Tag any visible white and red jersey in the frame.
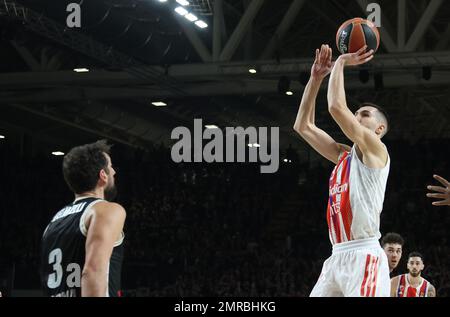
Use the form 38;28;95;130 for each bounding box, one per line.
396;274;430;297
326;146;390;245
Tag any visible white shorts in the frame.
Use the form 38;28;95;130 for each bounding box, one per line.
310;237;390;297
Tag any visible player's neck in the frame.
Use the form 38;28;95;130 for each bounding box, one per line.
75;189;104;200
407;274;422;286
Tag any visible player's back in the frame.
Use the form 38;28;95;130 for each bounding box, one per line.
40;197;124;297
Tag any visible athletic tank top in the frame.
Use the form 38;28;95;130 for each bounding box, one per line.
327;145;390;245
396;274;429;297
40;197;124;297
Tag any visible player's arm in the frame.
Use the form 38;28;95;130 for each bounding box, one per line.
428;284;436;297
327;46;386;162
293;45;350;164
81;202;126;297
390;277;399;297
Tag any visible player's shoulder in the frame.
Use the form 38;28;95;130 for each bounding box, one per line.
390;275;400;282
425;279;435;288
92;201;126;217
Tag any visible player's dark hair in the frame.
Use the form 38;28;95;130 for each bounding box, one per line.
381;232;404;247
62;140;112;194
408;252;424;262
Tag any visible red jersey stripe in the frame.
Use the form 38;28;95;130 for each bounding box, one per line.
361;255;372;296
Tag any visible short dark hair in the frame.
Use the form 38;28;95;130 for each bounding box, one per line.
360;102;390;135
408;252;424;262
63;140;112;194
381;232;404;247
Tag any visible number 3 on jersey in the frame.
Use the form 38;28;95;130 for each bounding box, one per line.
47;248;81;289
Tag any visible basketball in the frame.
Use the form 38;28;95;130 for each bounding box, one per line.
336;18;380;54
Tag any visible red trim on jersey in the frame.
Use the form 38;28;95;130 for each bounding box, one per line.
361;255;371;296
369;257;379;297
407;286;417;297
340;154;353;241
327;151;353;244
397;274;429;297
419;280;428;297
397;274;406;297
361;255;379;297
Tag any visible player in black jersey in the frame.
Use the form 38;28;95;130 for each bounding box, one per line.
40;140;126;297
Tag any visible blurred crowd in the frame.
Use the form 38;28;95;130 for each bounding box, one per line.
0;138;449;297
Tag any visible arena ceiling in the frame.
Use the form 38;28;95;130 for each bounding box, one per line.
0;0;449;160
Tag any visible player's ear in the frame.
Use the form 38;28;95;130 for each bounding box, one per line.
99;169;108;183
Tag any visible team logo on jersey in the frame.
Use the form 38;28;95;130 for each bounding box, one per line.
329;202;341;216
330;183;348;196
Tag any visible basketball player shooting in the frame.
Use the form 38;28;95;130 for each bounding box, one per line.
294;44;391;297
40;140;126;297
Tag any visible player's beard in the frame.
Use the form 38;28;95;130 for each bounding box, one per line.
409;271;420;278
104;182;117;202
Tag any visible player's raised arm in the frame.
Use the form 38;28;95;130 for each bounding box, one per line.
294;44;350;164
327;46;387;166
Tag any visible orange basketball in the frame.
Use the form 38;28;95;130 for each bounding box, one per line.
336;18;380;54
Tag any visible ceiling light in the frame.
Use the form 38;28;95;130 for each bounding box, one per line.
195;20;208;28
52;151;65;156
73;68;89;73
174;6;188;16
184;13;198;22
152;101;167;107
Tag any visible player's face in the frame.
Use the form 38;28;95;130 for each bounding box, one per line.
407;257;424;278
103;153;117;201
384;243;402;271
355;106;380;133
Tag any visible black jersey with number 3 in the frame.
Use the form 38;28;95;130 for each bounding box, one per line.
40;197;124;297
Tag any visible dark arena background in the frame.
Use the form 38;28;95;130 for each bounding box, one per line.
0;0;450;298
